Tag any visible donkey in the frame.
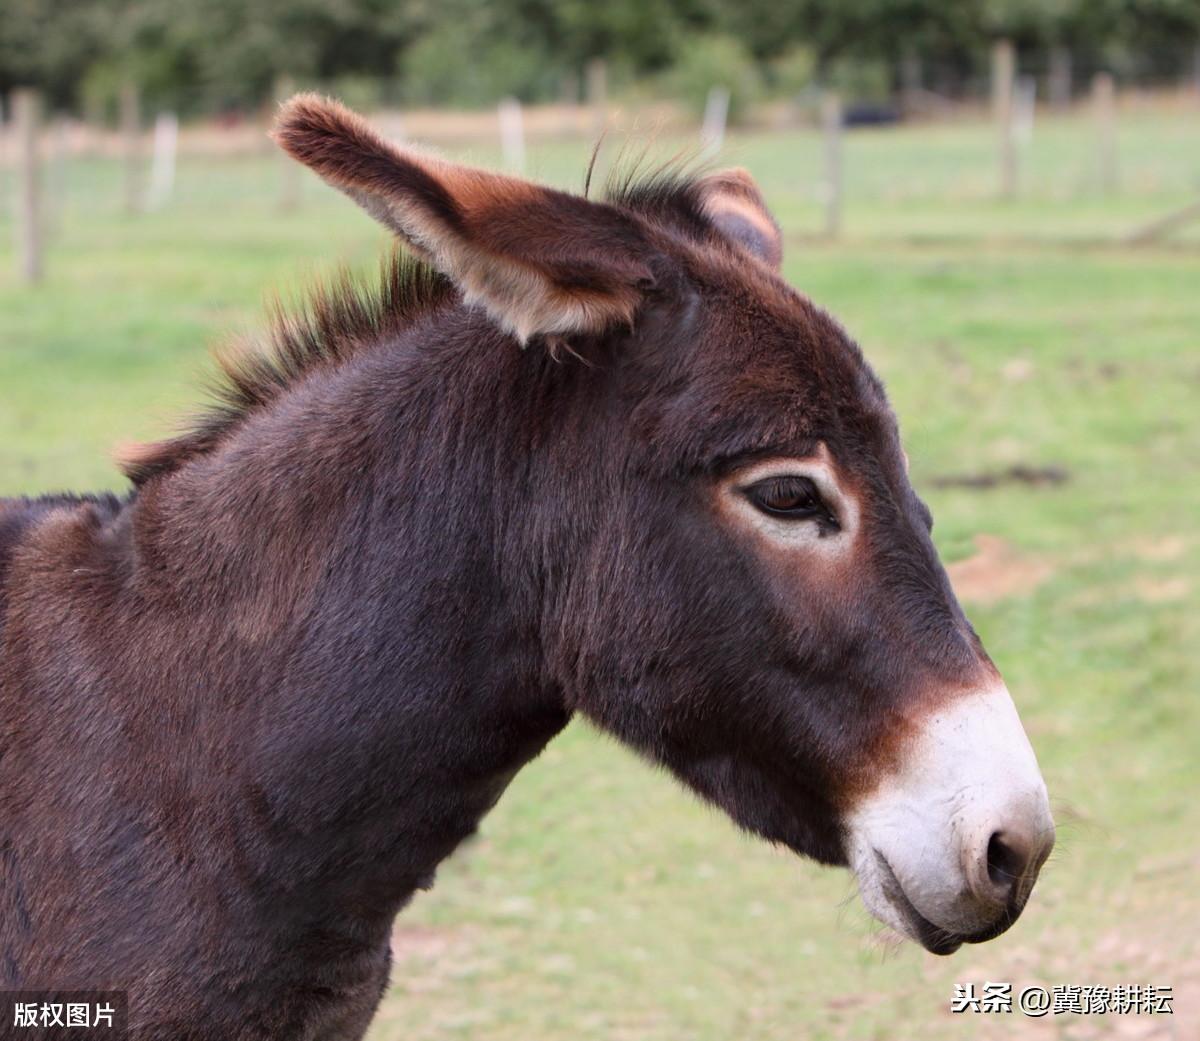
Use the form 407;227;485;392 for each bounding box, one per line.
0;95;1054;1040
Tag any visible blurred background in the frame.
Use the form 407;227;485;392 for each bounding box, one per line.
2;2;1198;1039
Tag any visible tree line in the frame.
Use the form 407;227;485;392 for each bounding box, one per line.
3;0;1198;118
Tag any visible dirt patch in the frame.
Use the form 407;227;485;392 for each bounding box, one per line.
930;464;1070;490
1129;535;1190;563
1133;576;1190;604
947;534;1055;605
1002;357;1035;382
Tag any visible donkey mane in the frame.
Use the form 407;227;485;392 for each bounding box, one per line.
119;164;709;488
119;252;454;485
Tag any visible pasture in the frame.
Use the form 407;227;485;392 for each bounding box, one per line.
1;110;1197;1039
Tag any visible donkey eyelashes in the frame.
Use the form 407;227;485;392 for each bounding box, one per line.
743;475;840;529
744;476;819;516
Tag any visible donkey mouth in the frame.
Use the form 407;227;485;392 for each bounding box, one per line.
870;850;1030;955
873;852;965;956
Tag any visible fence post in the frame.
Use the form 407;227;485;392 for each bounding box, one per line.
558;71;580;134
1014;75;1037;147
275;75;301;211
992;39;1017;198
12;88;44;283
1048;48;1072;111
700;85;730;155
559;71;579;107
900;51;923;114
1093;72;1117;194
821;91;843;239
146;111;179;210
120;81;142;214
498;97;525;173
45;114;70;239
586;58;607;138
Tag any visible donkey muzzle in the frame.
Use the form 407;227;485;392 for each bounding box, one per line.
844;685;1054;954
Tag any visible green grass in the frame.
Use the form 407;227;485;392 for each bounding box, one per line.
1;114;1197;1039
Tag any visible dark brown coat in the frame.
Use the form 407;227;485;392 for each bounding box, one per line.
1;97;1003;1039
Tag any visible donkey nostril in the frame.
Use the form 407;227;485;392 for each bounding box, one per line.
985;832;1027;891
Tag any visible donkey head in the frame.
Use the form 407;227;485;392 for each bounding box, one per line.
276;96;1054;955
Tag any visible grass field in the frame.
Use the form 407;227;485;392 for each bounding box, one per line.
1;112;1198;1039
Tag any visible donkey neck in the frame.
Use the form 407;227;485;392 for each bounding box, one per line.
116;315;573;930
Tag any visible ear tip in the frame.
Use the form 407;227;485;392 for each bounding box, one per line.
273;91;334;127
271;92;362;155
701;167;763;197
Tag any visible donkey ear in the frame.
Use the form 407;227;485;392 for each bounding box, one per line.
272;93;656;343
695;168;783;270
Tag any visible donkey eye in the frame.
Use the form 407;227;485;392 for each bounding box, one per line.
744;476;825;519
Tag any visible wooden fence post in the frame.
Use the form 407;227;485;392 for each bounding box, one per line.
120;81;142;214
146;111;179;210
1048;48;1072;111
275;75;301;211
498;97;525;173
45;114;70;239
821;91;843;239
586;58;607;138
1093;72;1117;194
559;71;579;107
1014;75;1037;147
992;39;1017;198
558;71;580;134
900;51;923;114
700;85;730;155
12;88;44;284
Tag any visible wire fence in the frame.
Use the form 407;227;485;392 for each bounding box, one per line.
3;66;1200;284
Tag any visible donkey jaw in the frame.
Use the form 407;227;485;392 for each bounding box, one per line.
843;685;1055;955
